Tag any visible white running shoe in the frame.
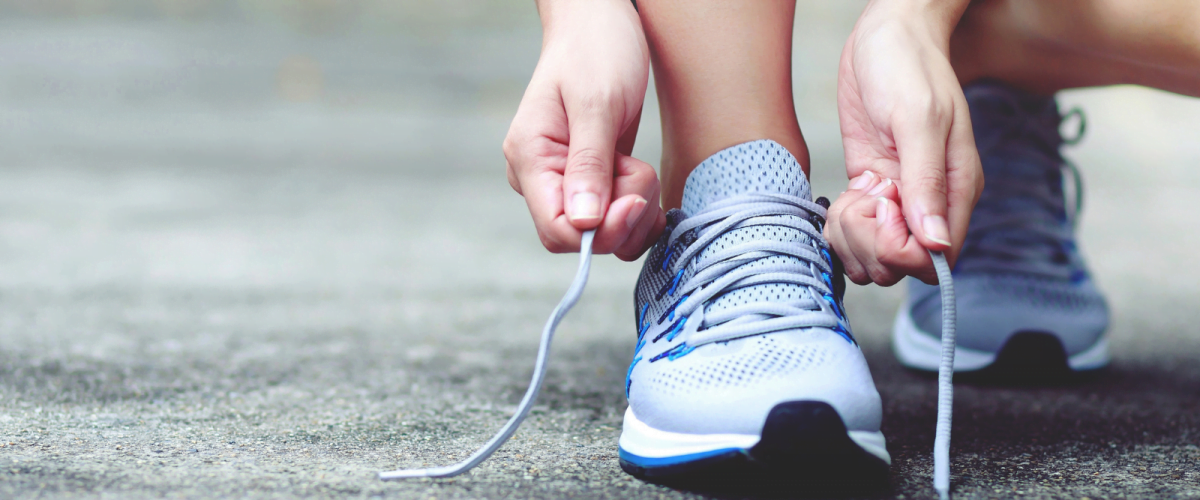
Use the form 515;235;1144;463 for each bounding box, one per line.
619;140;889;479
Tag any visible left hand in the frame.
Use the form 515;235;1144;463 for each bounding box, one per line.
825;0;983;286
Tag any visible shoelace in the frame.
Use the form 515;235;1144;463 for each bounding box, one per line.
960;165;1082;279
645;193;837;350
959;89;1087;280
381;228;959;500
378;230;595;480
930;250;955;500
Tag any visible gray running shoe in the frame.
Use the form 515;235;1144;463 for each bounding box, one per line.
892;81;1110;375
620;140;889;479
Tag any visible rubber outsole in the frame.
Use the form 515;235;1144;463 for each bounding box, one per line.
892;306;1109;377
619;401;889;483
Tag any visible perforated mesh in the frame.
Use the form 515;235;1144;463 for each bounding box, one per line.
976;274;1102;310
681;141;811;217
649;336;831;396
701;224;817;314
632;139;835;396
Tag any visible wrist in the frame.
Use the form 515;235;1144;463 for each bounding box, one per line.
860;0;970;44
537;0;639;40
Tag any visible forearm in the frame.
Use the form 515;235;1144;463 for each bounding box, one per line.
950;0;1200;96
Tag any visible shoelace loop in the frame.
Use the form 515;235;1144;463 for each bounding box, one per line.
646;193;840;350
378;230;596;480
382;227;959;500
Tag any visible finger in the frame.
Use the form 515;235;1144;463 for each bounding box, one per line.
894;108;953;252
863;176;899;201
861;179;936;283
826;175;900;282
616;106;643;156
874;196;937;284
614;178;666;261
593;154;660;253
613;195;660;261
942;104;984;268
506;159;522;195
841;184;903;286
561;97;622;230
847;170;881;192
521;166;582;253
826;193;872;285
502;85;583;252
632;208;668;261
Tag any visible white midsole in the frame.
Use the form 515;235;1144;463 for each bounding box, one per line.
892;306;1109;372
618;407;891;465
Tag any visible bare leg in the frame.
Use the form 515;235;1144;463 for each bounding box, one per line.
637;0;806;210
951;0;1200;96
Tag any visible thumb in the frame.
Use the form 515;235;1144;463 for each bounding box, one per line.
895;119;952;251
562;105;621;230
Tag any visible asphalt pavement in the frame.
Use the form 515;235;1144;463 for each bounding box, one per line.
1;4;1199;499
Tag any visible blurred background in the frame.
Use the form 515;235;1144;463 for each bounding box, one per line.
1;1;1198;498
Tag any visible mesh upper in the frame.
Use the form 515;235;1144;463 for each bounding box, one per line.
680;141;811;216
904;81;1108;355
632;139;836;395
647;336;831;396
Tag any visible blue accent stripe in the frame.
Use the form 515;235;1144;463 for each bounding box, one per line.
625;355;642;397
619;446;746;468
650;342;694;362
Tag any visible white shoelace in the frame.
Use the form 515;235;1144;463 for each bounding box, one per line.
379;230;959;500
377;230;595;480
929;250;956;500
647;193;838;351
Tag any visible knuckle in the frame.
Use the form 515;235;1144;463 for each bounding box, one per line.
577;85;624;113
566;147;611;175
866;264;897;286
903;94;952;125
876;248;903;269
826;200;844;222
875;274;901;287
501;133;522;164
910;170;948;197
846;270;872;286
537;229;569;254
614;240;646;262
506;167;522;194
874;238;906;266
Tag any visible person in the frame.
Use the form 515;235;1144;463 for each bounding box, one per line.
502;0;1200;480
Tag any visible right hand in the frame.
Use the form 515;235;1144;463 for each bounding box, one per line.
503;0;666;260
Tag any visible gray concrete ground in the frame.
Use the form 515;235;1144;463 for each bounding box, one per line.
1;3;1200;499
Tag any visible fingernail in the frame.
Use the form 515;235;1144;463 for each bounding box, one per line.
866;177;892;196
849;171;876;190
922;215;951;246
875;198;888;227
625;197;648;229
570;192;601;220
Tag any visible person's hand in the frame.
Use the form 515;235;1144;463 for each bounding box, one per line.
502;0;666;260
826;0;983;285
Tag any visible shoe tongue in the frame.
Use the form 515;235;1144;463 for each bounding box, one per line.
962;82;1071;267
681;140;811;217
964;80;1065;180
